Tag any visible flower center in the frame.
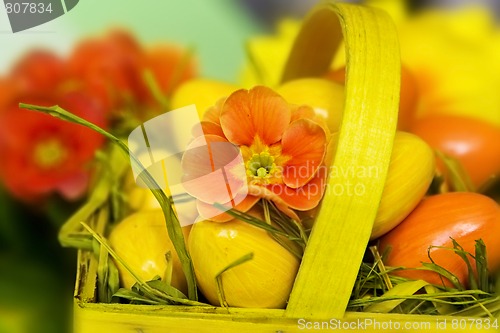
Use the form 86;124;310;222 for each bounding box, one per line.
247;151;276;179
33;138;68;169
242;137;290;186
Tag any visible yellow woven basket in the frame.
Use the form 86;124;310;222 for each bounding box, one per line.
73;2;498;332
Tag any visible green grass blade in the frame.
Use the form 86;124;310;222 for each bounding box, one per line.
215;252;254;308
364;280;429;313
19;102;198;301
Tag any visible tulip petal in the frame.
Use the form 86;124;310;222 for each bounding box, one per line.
220;86;291;146
281;119;327;188
197;195;260;222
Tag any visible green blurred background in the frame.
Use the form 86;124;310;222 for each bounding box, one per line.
0;0;263;81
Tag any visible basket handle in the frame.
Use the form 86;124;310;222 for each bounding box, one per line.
281;2;400;319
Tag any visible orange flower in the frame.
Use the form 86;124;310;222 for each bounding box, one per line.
0;50;107;202
181;86;329;222
66;30;197;114
66;30;145;112
0;91;106;201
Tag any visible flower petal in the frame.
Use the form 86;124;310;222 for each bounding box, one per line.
267;166;328;211
203;97;225;125
56;171;89;200
220;86;291;146
290;104;316;123
291;104;330;135
281;118;327;188
192;121;225;138
197;195;260;222
181;135;247;204
248;185;300;221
